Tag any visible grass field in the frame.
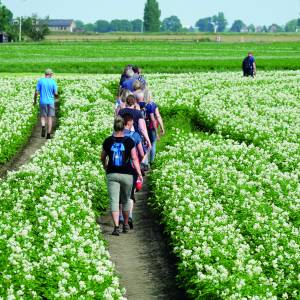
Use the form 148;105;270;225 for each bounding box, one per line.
1;39;300;73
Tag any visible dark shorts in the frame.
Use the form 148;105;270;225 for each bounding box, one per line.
40;104;55;117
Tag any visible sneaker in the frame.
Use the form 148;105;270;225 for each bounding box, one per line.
119;219;124;226
46;133;51;139
112;226;120;236
128;217;134;230
122;224;129;233
41;126;46;137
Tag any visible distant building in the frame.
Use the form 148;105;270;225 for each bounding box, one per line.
48;19;76;32
0;32;9;43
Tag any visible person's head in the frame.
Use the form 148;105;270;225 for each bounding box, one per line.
126;94;136;107
132;66;140;74
125;68;134;79
120;89;132;103
113;116;125;132
133;80;142;91
122;112;134;127
248;52;253;57
45;68;53;78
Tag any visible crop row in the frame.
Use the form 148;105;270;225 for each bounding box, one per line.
149;71;300;172
0;76;125;299
151;131;299;299
0;78;37;164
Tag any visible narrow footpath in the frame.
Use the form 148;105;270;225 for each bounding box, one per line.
0;113;57;177
100;174;187;300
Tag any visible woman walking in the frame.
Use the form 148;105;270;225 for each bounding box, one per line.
101;116;143;236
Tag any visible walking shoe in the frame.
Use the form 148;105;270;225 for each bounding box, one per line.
128;217;134;230
122;224;129;233
112;226;120;236
41;126;46;137
46;133;51;139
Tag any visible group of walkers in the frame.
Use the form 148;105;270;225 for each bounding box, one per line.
101;65;165;236
34;54;253;237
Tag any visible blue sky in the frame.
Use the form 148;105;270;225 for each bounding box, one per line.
3;0;300;27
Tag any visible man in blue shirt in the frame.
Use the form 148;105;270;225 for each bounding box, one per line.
33;69;58;139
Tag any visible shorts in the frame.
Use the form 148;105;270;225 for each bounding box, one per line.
40;104;55;117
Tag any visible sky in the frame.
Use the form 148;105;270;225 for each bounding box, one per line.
3;0;300;27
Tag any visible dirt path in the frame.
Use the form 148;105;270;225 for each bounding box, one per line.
0;113;57;177
99;174;187;300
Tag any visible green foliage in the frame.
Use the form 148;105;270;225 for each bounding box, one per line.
94;19;111;32
161;15;182;32
0;1;13;32
131;19;143;32
195;17;214;32
230;20;247;32
22;15;50;41
110;19;132;32
143;0;161;32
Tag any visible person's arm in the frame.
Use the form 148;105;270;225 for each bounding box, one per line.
138;118;151;149
100;149;108;171
253;61;257;75
136;142;144;161
33;91;39;105
149;112;159;140
131;147;143;182
155;107;165;136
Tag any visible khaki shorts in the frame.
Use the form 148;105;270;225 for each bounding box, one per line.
40;104;55;117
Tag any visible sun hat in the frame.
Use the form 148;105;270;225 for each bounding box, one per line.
45;68;53;75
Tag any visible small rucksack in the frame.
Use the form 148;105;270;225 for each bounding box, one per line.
242;56;251;71
111;137;126;167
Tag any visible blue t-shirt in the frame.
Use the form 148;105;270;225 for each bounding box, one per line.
145;102;157;116
36;78;58;105
118;108;143;132
121;78;136;92
124;129;142;146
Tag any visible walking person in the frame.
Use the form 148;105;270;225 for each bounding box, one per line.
242;52;256;77
33;69;58;139
101;116;143;236
144;90;165;167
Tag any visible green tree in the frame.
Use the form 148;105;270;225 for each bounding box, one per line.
0;1;13;32
285;19;298;32
143;0;161;32
131;19;143;32
94;20;110;32
75;20;84;30
213;12;227;32
22;15;49;41
248;24;256;32
195;17;214;32
84;23;95;32
161;15;182;32
230;20;246;32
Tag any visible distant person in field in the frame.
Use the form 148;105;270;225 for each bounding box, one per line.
33;69;58;139
242;52;256;77
101;116;143;236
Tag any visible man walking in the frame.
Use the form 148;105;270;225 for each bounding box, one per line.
33;69;58;139
242;52;256;77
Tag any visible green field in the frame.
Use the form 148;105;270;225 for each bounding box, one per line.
1;40;300;73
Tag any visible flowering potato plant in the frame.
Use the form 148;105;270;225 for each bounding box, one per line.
0;76;125;299
0;78;37;163
151;130;299;299
148;71;300;172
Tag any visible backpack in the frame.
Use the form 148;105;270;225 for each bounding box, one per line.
110;137;127;167
242;56;251;72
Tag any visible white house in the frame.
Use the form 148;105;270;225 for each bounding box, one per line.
48;20;76;32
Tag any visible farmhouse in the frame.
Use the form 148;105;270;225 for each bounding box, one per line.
47;19;76;32
0;32;9;43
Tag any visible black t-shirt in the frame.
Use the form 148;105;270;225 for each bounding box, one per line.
103;136;135;175
118;108;143;132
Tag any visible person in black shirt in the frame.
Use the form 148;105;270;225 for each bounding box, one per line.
101;116;143;236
